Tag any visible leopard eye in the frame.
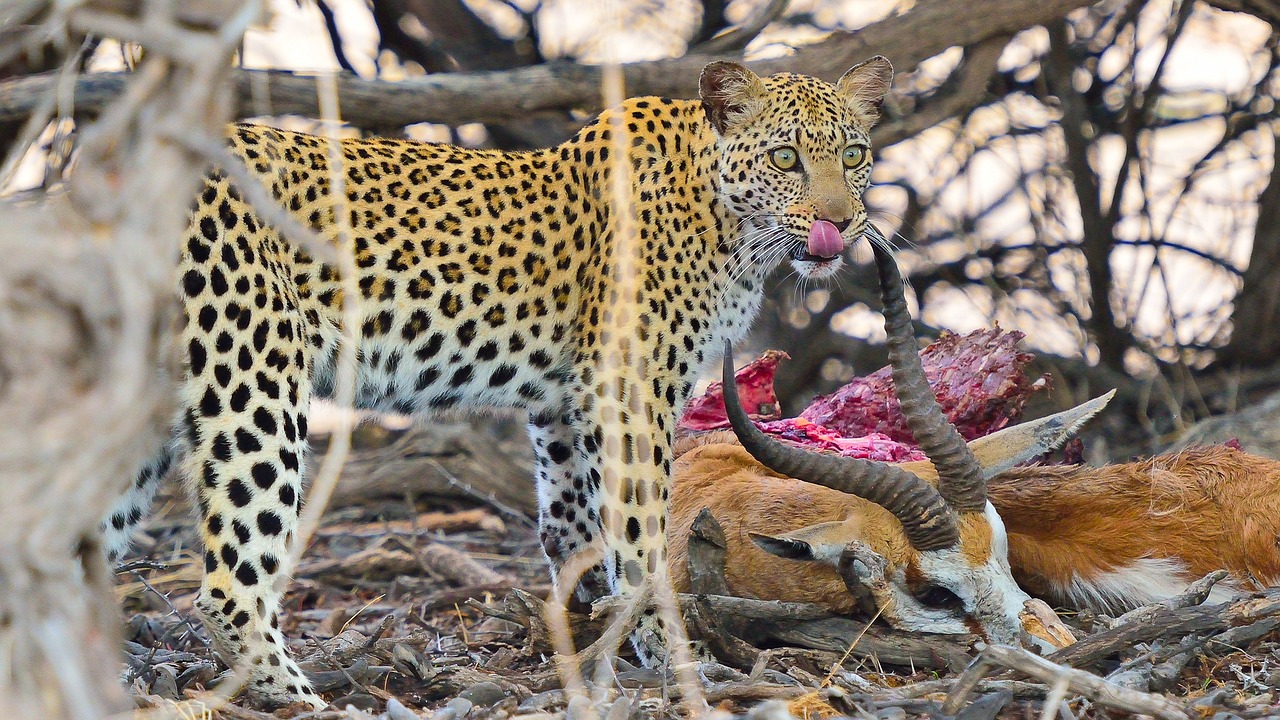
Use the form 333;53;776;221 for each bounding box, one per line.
769;146;799;171
842;145;869;169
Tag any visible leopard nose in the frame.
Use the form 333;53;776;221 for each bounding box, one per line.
823;218;852;233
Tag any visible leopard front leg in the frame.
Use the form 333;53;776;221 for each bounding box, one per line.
180;317;323;708
575;374;685;666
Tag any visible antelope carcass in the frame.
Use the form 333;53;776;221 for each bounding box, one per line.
670;242;1280;646
675;241;1080;649
671;400;1280;620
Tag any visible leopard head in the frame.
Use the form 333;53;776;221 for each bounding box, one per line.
700;57;893;280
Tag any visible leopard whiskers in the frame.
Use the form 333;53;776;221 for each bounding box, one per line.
724;235;794;303
863;222;900;255
716;225;793;293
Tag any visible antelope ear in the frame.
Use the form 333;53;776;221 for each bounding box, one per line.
751;533;815;561
700;61;767;135
751;519;852;564
836;55;894;125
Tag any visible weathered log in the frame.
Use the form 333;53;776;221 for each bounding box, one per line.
320;421;538;518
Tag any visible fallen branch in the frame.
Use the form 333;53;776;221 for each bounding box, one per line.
324;422;538;519
414;542;511;587
317;508;506;538
1050;586;1280;669
943;644;1193;719
0;0;1099;131
298;541;420;582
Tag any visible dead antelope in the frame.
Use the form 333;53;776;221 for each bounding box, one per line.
673;243;1078;649
671;399;1280;621
670;244;1280;646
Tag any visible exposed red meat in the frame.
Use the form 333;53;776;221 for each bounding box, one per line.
679;350;787;431
800;328;1046;442
754;419;925;462
677;329;1048;461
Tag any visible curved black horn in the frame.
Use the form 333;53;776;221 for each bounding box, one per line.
868;234;987;513
721;340;959;551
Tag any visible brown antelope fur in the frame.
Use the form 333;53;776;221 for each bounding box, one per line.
669;434;905;614
989;446;1280;610
668;427;1280;616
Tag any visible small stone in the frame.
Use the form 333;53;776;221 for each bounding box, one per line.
616;667;665;688
176;661;218;692
150;664;180;700
458;681;507;707
445;697;474;718
392;643;434;680
518;690;566;713
429;707;458;720
566;695;606;720
604;695;635;720
874;708;906;720
760;670;800;686
696;662;743;683
955;690;1012;720
387;697;422;720
330;692;379;712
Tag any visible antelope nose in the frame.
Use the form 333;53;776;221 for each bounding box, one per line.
824;217;852;233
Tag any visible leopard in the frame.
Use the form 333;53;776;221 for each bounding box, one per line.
102;57;894;708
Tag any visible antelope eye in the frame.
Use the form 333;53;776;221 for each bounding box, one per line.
915;585;963;609
842;145;868;169
769;146;799;171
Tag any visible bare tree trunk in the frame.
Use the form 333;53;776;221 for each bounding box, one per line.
1045;21;1130;370
0;2;250;716
1222;136;1280;368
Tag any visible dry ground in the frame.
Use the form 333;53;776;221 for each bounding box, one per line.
116;416;1280;720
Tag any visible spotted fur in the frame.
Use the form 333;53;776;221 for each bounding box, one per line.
103;59;894;707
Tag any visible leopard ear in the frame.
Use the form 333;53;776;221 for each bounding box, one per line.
699;61;767;135
836;56;894;126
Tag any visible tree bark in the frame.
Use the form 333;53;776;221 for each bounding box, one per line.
0;2;245;716
1045;21;1129;369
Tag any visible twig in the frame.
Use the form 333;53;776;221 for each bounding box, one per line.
1112;570;1229;626
1050;587;1280;669
129;570;212;652
944;644;1193;719
691;0;788;54
422;457;538;527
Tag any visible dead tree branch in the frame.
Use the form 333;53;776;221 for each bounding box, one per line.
0;0;1098;132
0;1;252;716
944;644;1194;719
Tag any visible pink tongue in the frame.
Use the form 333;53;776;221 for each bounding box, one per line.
807;220;845;259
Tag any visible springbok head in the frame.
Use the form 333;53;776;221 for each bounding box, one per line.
721;239;1075;648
